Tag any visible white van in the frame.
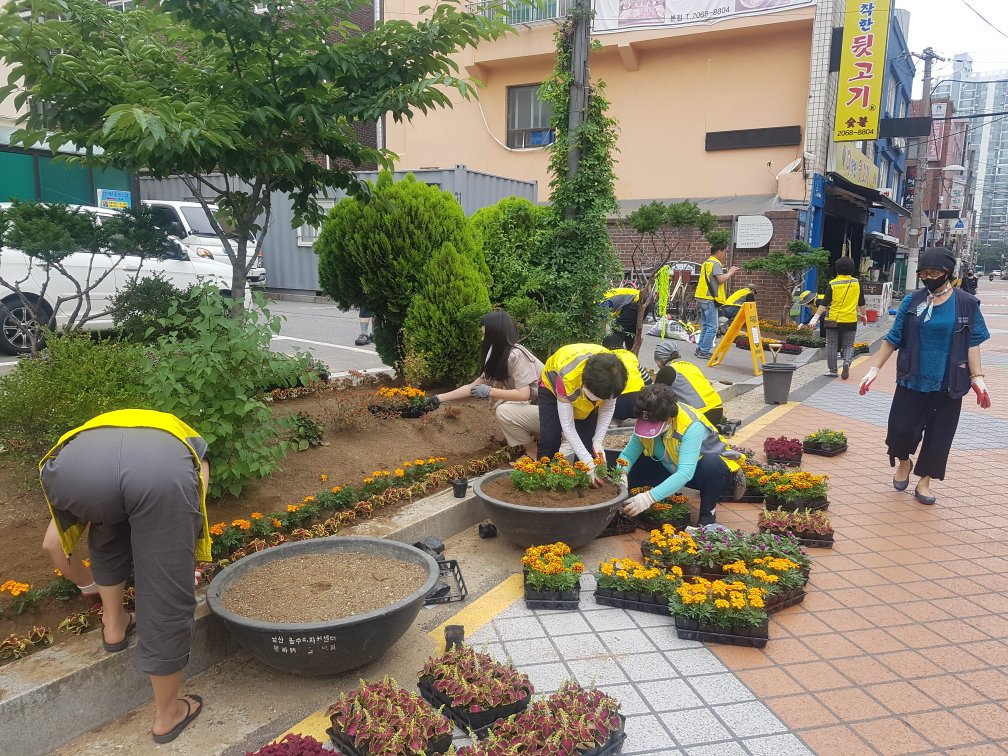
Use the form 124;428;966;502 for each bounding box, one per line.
142;200;266;287
0;204;249;354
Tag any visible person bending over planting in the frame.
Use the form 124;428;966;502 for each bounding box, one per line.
617;384;743;526
537;343;645;482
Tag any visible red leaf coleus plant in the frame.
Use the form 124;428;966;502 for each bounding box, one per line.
420;645;532;713
763;436;802;457
457;680;622;754
327;677;452;755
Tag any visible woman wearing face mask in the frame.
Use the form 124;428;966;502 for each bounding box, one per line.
859;247;991;505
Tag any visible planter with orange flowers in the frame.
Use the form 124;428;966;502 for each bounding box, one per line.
367;385;436;419
474;455;628;549
669;578;770;648
521;543;584;610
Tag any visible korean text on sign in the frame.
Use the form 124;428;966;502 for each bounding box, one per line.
834;0;892;143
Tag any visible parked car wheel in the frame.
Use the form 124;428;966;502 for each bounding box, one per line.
0;294;50;355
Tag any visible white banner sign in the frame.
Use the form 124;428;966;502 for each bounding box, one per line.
592;0;815;34
735;215;774;248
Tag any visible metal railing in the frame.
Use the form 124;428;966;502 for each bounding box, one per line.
467;0;574;25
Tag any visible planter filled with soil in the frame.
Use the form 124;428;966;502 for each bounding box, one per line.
206;536;439;676
673;615;769;648
474;470;627;549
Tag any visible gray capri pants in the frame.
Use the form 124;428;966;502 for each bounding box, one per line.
40;427;206;676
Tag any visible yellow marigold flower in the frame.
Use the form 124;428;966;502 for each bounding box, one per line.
714;599;730;609
395;469;405;477
363;477;373;485
54;568;63;577
331;486;342;494
320;474;328;482
287;504;299;513
251;512;262;520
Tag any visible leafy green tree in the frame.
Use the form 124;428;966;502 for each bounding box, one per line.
623;201;726;353
533;8;622;351
743;240;830;324
403;242;491;384
470;197;551;305
315;172;489;368
0;0;511;306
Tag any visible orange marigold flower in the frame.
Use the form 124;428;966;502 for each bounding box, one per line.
251;512;262;520
272;518;283;529
320;474;328;482
287;504;299;513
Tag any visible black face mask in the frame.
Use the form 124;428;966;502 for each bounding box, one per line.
923;274;949;293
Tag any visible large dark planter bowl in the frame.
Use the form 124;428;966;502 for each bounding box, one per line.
474;470;627;549
206;536;439;677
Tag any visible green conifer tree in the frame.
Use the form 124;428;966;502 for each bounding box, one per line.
404;242;491;384
315;172;490;367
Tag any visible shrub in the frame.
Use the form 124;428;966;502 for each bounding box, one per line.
319;392;379;434
288;412;324;450
403;242;491;384
470;197;551;304
109;274;200;343
315;172;491;368
0;332;149;452
143;286;288;497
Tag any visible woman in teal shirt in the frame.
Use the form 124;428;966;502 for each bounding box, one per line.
860;247;991;505
618;384;742;527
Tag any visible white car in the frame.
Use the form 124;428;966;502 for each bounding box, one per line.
0;204;248;354
143;199;266;287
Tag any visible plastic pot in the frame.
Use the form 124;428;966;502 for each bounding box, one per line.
206;536;439;676
762;362;798;404
473;470;627;549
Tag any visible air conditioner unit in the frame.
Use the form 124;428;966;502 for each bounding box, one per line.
878;187;894;199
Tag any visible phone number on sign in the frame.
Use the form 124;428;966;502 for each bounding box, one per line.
669;7;730;22
836;128;877;137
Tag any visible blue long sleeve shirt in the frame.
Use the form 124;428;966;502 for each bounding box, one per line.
617;423;706;502
885;295;990;392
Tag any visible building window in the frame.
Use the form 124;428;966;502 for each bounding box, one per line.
296;200;335;246
107;0;135;10
507;84;554;149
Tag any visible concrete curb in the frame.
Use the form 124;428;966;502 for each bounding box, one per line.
0;488;490;756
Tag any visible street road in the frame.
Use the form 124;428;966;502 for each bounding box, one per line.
0;297;390;378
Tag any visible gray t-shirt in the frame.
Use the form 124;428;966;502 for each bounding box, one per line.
489;344;543;406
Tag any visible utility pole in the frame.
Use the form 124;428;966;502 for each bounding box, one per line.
908;47;945;288
565;0;590;184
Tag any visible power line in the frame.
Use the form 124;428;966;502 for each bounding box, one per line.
959;0;1008;42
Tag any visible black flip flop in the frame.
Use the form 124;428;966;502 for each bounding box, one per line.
101;614;136;653
153;694;203;744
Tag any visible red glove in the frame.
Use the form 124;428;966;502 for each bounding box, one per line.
972;377;991;409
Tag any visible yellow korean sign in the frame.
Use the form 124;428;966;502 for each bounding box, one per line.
834;0;892;142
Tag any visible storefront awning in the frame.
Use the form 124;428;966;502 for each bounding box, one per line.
868;231;900;246
827;172;910;218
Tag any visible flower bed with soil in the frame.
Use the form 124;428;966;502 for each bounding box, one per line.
0;388;507;664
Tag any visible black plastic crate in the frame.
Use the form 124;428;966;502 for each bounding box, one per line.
425;559;467;606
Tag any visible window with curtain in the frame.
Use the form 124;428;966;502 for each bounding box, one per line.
506;84;554;149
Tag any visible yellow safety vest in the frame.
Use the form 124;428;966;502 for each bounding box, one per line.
695;256;726;304
668;360;722;415
826;275;860;323
601;288;641;313
722;287;754;307
541;343;645;420
641;404;742;472
39;409;212;562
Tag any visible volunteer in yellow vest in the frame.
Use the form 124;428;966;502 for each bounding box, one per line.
799;256;867;380
653;341;724;424
600;286;641;350
538;344;645;478
617;384;743;527
694;243;739;359
39;409;209;744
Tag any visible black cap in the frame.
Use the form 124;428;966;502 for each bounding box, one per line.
918;247;956;274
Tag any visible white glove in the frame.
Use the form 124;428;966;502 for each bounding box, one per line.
587;469;602;489
622;491;654;517
592;441;606;464
859;366;879;395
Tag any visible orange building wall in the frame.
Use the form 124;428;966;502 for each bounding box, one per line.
384;7;815;202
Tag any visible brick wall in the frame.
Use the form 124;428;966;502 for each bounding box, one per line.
608;210;802;324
